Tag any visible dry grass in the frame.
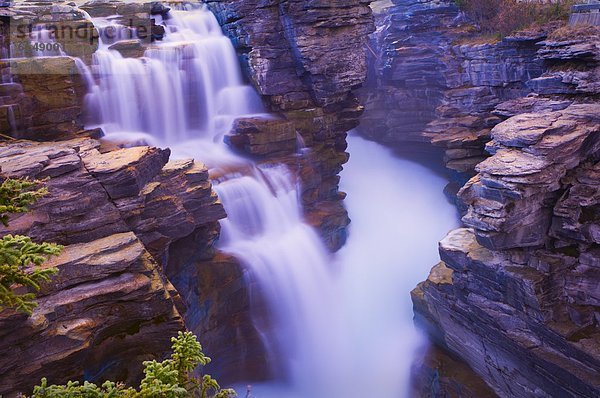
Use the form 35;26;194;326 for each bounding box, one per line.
456;0;575;37
454;33;503;45
548;23;600;40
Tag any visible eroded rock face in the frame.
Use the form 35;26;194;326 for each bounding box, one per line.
206;0;374;110
460;104;600;250
412;44;600;396
0;232;183;396
360;0;464;145
413;229;600;397
0;138;230;396
359;0;543;174
358;0;554;219
0;57;88;140
398;13;600;397
206;0;374;250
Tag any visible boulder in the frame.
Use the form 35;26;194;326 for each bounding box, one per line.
225;117;297;157
0;232;184;395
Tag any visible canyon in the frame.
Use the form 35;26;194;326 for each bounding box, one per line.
0;0;598;397
362;0;600;396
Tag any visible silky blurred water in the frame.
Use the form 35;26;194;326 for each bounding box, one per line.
81;6;459;397
236;134;459;398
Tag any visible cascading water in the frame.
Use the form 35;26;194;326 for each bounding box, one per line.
83;3;335;387
82;4;458;398
238;134;459;398
84;6;262;147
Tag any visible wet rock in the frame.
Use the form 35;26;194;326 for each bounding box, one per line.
177;252;271;383
1;1;99;59
410;343;500;398
225;117;297;157
0;57;87;140
207;0;374;250
207;0;374;109
80;0;154;43
108;39;145;57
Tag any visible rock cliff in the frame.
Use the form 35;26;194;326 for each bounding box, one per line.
207;0;375;250
357;1;600;396
0;57;88;140
360;0;544;197
0;138;229;396
411;22;600;398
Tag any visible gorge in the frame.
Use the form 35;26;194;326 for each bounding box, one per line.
0;0;599;397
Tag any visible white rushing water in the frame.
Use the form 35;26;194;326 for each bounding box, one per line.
82;5;458;398
82;5;335;387
84;6;263;147
243;135;458;398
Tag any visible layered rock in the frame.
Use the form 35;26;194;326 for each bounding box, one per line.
207;0;375;250
422;35;544;178
410;344;499;398
0;57;88;140
359;0;544;188
0;138;229;396
359;0;464;145
413;104;600;397
0;232;183;396
395;12;600;397
414;229;600;397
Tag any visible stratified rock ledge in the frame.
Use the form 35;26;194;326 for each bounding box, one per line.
413;102;600;398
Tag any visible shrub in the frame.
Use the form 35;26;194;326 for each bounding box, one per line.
30;332;237;398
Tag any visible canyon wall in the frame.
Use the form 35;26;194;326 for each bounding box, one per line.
413;28;600;394
0;138;227;395
359;1;599;396
207;0;375;250
360;1;600;396
360;0;545;202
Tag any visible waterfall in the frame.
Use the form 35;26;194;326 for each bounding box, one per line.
84;6;262;146
234;135;459;398
83;3;334;386
82;5;458;398
6;104;17;133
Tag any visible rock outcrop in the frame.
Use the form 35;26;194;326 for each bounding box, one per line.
412;27;600;396
359;0;544;191
0;57;88;140
0;232;183;396
0;138;228;396
207;0;375;250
